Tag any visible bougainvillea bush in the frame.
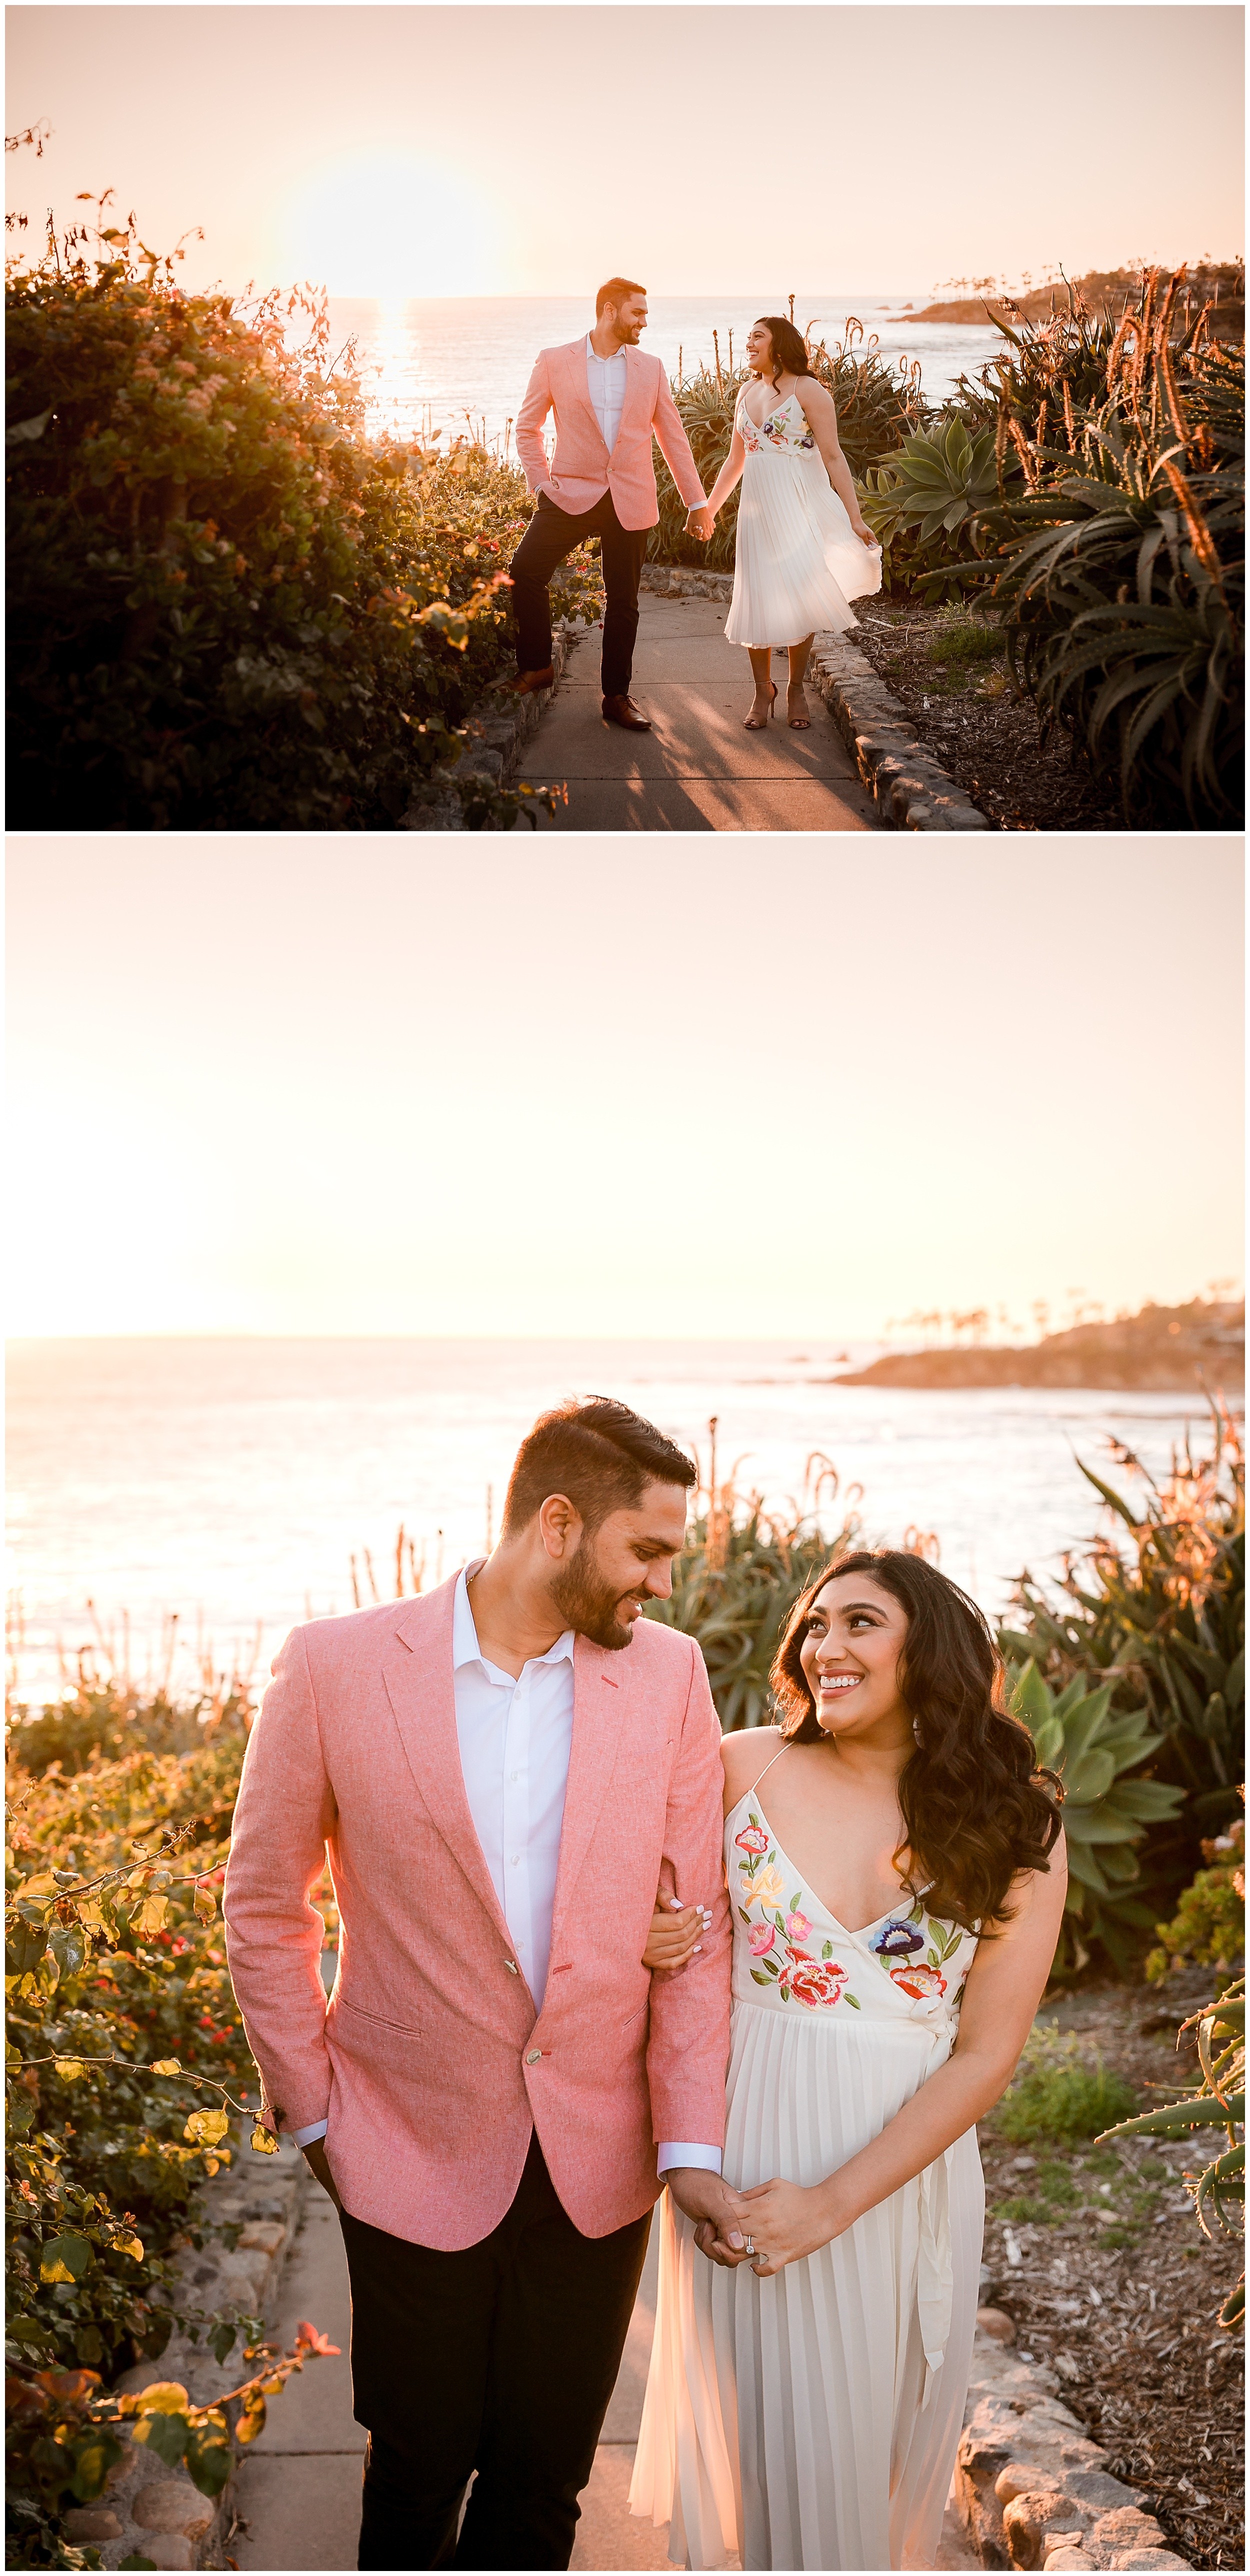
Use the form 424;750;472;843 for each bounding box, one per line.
4;1675;316;2564
6;207;601;831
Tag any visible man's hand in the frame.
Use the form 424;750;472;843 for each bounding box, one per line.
665;2166;754;2266
300;2139;344;2212
685;505;715;542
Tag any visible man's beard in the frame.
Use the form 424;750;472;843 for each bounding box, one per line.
548;1540;638;1650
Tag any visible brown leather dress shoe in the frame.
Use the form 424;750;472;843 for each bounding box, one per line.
602;694;652;731
492;665;554;697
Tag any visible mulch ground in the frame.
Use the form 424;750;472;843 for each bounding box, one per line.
979;1977;1244;2569
850;599;1127;833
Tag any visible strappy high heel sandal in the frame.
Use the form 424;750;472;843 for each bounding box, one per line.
787;686;812;731
744;682;778;731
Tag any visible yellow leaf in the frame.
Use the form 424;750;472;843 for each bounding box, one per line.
250;2124;280;2156
204;2156;220;2176
54;2059;86;2082
112;2232;144;2263
139;1894;169;1937
183;2107;228;2149
194;1884;218;1923
150;2058;181;2077
236;2395;266;2443
131;2381;190;2415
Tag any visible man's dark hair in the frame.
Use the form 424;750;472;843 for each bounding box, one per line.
502;1396;694;1537
595;276;646;320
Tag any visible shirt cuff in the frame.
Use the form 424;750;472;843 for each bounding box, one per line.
290;2118;329;2147
657;2141;723;2176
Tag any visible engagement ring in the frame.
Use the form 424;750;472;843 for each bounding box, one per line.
743;2234;756;2254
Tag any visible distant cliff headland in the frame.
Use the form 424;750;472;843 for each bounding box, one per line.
834;1298;1245;1393
906;262;1244;340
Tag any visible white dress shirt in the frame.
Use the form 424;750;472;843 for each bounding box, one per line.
584;334;628;455
292;1567;721;2176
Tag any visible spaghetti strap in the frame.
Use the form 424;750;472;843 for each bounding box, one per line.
748;1740;789;1796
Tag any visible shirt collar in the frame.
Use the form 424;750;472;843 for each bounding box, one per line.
452;1564;574;1674
586;333;626;368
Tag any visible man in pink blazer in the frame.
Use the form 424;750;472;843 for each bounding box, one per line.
224;1397;742;2570
503;276;708;731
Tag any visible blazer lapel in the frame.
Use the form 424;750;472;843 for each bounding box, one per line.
568;335;609;450
550;1634;624;1944
380;1577;512;1945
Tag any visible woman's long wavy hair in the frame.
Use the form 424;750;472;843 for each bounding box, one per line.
753;315;812;388
769;1548;1063;1931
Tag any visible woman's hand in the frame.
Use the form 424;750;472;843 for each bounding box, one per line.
851;515;878;549
737;2174;849;2274
686;505;716;542
642;1892;711;1971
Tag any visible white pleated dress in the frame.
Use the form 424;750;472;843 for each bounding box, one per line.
723;389;882;650
630;1785;984;2572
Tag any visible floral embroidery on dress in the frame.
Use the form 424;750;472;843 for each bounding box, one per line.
874;1904;969;2000
734;1809;862;2008
737;397;816;454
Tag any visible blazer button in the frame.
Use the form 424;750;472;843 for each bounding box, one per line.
526;2048;542;2065
504;1961;519;1975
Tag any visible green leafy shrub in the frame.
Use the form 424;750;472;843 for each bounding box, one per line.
1099;1978;1244;2327
860;416;1009;601
1007;1659;1186;1971
1146;1809;1246;1982
993;2024;1138;2143
4;1676;341;2560
6;204;598;831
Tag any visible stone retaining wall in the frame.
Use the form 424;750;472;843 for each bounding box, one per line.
640;562;992;832
65;2132;308;2572
956;2313;1189;2572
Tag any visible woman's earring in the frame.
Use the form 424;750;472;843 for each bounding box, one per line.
913;1719;924;1747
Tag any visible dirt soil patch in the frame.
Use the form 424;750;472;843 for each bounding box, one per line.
850;599;1126;833
980;1976;1244;2569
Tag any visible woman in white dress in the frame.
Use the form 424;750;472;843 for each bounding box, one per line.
632;1548;1066;2572
686;315;882;731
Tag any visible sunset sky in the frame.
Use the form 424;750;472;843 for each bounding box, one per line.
7;6;1244;301
7;838;1242;1342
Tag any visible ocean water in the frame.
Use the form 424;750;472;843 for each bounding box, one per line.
320;292;1004;450
6;1338;1212;1707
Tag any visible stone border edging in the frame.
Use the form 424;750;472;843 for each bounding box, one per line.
402;619;582;831
955;2319;1190;2570
66;2130;310;2571
640;562;993;832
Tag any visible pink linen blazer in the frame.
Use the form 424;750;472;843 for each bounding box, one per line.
515;338;706;530
222;1572;731;2250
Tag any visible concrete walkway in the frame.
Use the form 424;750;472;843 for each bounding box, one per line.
530;594;881;832
234;2173;974;2570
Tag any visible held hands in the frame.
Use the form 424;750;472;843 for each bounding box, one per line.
685;504;716;543
735;2174;850;2274
642;1891;712;1972
666;2166;755;2266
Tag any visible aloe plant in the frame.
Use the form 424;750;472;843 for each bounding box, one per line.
1008;1659;1186;1970
1098;1978;1244;2328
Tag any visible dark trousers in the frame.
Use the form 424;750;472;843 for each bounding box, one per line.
508;491;647;697
340;2134;650;2571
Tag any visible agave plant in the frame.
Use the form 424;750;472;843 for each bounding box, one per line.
1098;1977;1244;2328
1007;1659;1186;1970
1004;1402;1246;1834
